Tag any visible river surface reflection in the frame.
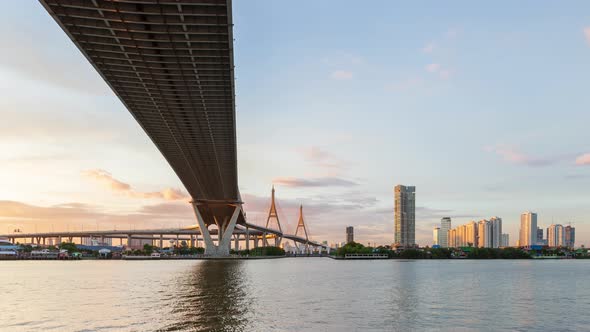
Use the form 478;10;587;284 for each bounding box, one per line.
2;259;590;331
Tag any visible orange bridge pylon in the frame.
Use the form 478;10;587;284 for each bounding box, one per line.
294;204;310;254
264;185;283;246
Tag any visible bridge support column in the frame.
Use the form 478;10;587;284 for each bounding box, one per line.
246;228;250;251
159;235;163;248
43;238;46;246
234;234;239;252
192;203;241;257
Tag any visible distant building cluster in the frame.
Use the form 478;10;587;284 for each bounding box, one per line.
518;211;575;248
444;217;507;248
81;236;112;247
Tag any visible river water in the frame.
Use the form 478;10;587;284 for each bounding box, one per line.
1;258;589;331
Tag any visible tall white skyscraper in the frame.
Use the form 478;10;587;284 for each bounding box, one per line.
519;212;537;247
440;217;451;248
394;185;415;247
433;226;440;246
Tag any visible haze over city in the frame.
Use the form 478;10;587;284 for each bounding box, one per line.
1;1;590;246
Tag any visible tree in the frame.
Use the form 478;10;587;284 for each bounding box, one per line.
143;244;154;255
336;241;373;257
249;246;285;256
59;242;78;253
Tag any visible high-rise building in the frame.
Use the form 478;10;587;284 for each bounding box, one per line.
501;234;510;247
448;221;477;248
440;217;451;248
565;226;575;248
547;224;564;247
346;226;354;244
476;217;502;248
477;219;491;248
519;212;537;247
394;185;416;247
490;217;502;248
433;226;440;246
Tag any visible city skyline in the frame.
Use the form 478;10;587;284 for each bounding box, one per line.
1;1;590;246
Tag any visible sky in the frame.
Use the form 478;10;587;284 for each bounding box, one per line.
0;1;589;246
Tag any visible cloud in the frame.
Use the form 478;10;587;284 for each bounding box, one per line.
575;153;590;166
485;145;565;167
584;27;590;45
82;169;189;201
0;200;194;231
331;70;353;80
298;146;347;170
273;176;359;188
425;63;441;73
422;42;435;53
82;169;130;191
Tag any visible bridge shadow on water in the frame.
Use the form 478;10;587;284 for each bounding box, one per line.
160;260;252;332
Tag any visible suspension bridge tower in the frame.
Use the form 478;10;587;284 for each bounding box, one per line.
295;205;311;254
264;185;283;247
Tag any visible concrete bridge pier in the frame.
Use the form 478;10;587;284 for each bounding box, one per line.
192;202;241;257
234;234;240;251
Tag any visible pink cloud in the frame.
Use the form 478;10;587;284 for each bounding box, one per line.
82;169;189;201
82;169;130;191
485;145;564;167
584;27;590;45
298;146;347;170
575;153;590;166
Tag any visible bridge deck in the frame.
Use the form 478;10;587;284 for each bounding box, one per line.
40;0;239;203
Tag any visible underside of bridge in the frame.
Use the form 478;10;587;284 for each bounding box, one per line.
40;0;244;255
